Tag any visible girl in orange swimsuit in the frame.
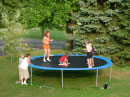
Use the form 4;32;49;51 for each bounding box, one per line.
43;31;53;62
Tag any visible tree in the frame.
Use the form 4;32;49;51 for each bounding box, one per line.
67;0;122;53
66;0;130;65
21;0;78;34
1;10;29;64
111;0;130;45
1;0;78;48
21;0;78;27
0;0;23;28
20;0;78;49
110;0;130;65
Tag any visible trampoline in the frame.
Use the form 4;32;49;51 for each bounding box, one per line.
29;54;112;88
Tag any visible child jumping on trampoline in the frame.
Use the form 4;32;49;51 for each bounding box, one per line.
91;47;95;66
43;30;53;62
85;40;93;68
58;52;70;66
19;54;31;85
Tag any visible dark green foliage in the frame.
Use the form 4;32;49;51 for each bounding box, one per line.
111;0;130;45
66;0;130;65
112;48;130;66
110;0;130;65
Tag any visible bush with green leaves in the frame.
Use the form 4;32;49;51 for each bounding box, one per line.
1;10;30;64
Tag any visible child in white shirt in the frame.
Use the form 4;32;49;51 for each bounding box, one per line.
18;54;24;68
16;54;24;84
19;54;31;85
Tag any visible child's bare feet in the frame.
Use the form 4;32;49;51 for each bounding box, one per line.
92;64;94;67
65;64;68;66
88;66;92;68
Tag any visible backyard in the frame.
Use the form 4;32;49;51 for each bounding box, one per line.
0;50;130;97
0;0;130;97
20;28;66;41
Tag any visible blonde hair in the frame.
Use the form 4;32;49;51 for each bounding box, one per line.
86;40;90;44
20;53;24;57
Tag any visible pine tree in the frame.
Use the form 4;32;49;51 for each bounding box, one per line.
67;0;129;65
110;0;130;65
111;0;130;45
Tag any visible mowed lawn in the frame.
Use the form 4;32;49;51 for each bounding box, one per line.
0;27;66;41
21;28;66;41
0;50;130;97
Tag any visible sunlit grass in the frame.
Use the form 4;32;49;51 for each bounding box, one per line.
21;28;66;41
0;49;130;97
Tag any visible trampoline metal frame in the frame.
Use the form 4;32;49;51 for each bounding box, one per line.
30;67;32;86
29;55;112;88
30;66;112;88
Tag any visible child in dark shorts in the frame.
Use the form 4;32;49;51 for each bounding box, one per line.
91;48;95;66
85;41;93;68
87;52;92;59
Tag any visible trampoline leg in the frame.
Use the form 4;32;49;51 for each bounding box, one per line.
96;69;98;87
109;66;112;81
61;70;64;88
30;67;32;86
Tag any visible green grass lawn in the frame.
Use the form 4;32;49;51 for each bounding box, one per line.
0;27;66;41
0;49;130;97
21;28;66;41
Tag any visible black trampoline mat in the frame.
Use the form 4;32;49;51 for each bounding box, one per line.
31;56;107;68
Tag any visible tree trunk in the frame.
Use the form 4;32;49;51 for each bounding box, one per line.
66;20;73;49
11;55;13;64
40;26;45;39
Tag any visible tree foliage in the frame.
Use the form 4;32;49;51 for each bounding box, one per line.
0;0;23;27
110;0;130;65
21;0;78;29
67;0;130;65
1;10;30;64
111;0;130;45
67;0;122;52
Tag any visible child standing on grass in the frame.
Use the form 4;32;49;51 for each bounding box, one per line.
19;54;31;85
43;31;53;62
18;54;24;80
58;52;70;66
16;54;24;84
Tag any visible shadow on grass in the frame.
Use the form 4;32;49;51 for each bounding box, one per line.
29;68;103;78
